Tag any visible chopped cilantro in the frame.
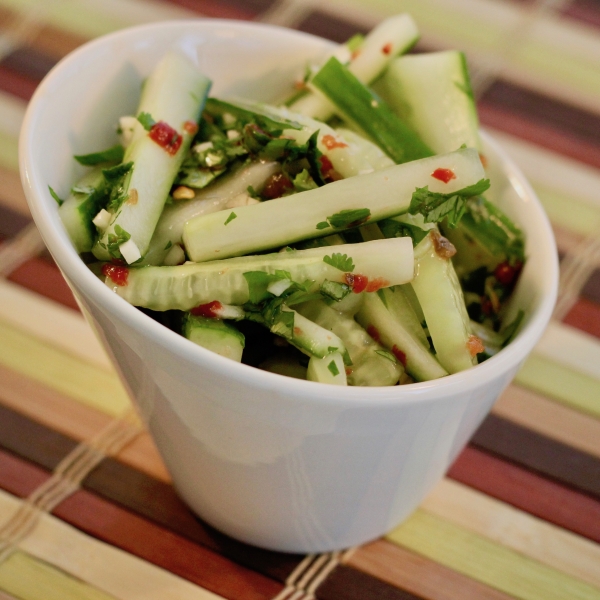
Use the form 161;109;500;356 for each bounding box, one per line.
320;280;351;301
376;288;388;308
270;308;295;341
48;186;64;206
408;179;490;228
378;219;429;246
164;240;173;251
137;112;156;131
224;212;237;225
326;208;371;229
323;253;354;272
106;224;131;259
316;221;330;230
293;169;318;192
74;144;124;166
327;359;340;376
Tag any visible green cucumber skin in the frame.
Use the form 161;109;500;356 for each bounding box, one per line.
356;290;447;382
58;167;108;253
411;230;476;374
184;315;244;362
110;238;413;312
296;300;402;387
183;148;486;262
373;50;481;154
94;52;212;262
311;57;433;164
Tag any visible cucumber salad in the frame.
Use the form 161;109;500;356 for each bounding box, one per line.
55;14;526;387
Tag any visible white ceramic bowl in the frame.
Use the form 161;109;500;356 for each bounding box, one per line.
19;20;558;553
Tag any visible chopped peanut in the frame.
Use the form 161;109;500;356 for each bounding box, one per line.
172;186;195;200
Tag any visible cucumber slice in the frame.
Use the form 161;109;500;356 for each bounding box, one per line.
373;50;481;154
108;238;414;312
58;167;108;253
93;52;211;263
183;148;486;262
307;352;347;386
411;228;477;373
356;289;447;381
184;314;245;362
289;13;419;121
297;300;402;387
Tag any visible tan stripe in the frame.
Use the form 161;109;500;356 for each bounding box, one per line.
0;223;46;278
492;384;600;459
0;363;170;482
422;479;600;589
348;539;514;600
0;164;29;217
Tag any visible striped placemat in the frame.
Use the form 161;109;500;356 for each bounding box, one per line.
1;0;599;598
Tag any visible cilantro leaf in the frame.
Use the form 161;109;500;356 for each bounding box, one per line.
378;219;429;246
327;359;340;376
48;186;64;206
320;280;351;301
106;224;131;259
326;208;371;229
408;179;490;228
137;112;156;131
376;349;397;363
74;144;124;166
323;253;355;272
316;221;330;230
102;162;134;212
224;212;237;225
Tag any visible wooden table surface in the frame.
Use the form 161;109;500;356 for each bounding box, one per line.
0;0;599;598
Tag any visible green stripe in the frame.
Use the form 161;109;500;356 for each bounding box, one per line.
0;0;126;39
0;317;130;417
533;184;600;237
0;130;19;172
343;0;600;101
515;353;600;419
0;551;117;600
387;509;600;600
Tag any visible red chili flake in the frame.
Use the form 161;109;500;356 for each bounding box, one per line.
431;168;456;183
183;120;198;135
149;121;183;156
481;297;494;316
392;345;407;367
366;277;389;292
319;155;343;182
467;334;485;357
494;261;522;287
381;42;393;55
190;301;222;318
322;134;348;150
344;272;368;293
345;366;353;376
262;172;294;199
294;327;303;336
366;325;381;342
102;263;129;286
479;153;488;168
430;230;457;259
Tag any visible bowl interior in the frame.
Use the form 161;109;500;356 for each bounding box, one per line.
19;19;558;402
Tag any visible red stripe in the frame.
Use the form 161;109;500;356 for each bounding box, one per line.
478;103;600;170
562;297;600;339
449;446;600;543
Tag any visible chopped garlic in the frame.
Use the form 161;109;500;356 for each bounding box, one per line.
205;153;222;167
267;278;292;297
92;209;112;230
218;304;245;319
226;129;240;140
118;115;138;147
119;238;141;264
194;141;213;153
222;112;236;126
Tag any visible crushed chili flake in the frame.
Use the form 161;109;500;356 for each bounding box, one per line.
366;277;389;292
392;345;407;367
494;261;521;287
183;120;198;135
381;42;393;55
262;172;293;199
149;121;182;155
467;334;485;357
191;301;222;318
344;272;368;293
102;263;129;286
322;134;348;150
430;230;457;259
319;155;342;182
293;327;303;336
367;325;381;342
431;168;456;183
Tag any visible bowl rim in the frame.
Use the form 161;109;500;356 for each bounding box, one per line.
18;18;559;408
